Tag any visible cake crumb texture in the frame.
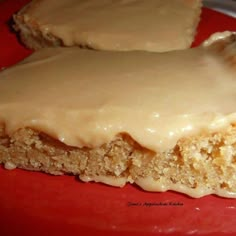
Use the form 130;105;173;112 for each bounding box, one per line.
1;124;236;197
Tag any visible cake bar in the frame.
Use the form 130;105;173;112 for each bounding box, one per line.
13;0;202;52
1;32;236;198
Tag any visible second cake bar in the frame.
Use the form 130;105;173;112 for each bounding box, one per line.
14;0;202;52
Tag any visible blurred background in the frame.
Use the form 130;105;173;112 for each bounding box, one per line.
204;0;236;17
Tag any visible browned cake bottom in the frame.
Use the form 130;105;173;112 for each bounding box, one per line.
14;14;63;50
0;124;236;197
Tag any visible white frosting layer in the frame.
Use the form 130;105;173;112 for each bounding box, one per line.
1;32;236;153
136;177;236;198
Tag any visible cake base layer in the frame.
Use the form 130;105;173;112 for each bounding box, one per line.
1;125;236;198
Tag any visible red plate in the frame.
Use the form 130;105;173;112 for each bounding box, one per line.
0;1;236;235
